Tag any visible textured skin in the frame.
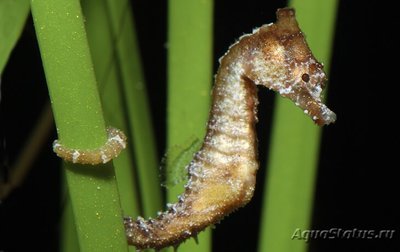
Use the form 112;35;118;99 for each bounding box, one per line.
53;127;127;165
125;8;336;250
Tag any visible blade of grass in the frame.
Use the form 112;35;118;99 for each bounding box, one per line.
104;0;162;218
167;0;213;251
83;1;161;251
258;1;338;252
82;0;141;219
30;0;128;250
0;0;30;74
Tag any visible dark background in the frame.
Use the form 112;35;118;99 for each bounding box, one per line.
1;0;399;251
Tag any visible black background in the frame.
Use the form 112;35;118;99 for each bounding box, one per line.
1;0;399;251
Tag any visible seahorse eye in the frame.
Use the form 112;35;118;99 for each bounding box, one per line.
301;73;310;82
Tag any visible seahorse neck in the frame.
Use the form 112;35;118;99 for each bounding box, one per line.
205;45;259;140
198;49;258;169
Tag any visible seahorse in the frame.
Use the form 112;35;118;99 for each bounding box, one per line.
124;7;336;250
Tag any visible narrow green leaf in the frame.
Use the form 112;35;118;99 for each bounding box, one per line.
167;0;213;251
0;0;30;74
81;0;141;219
104;0;162;218
30;0;128;250
258;1;338;252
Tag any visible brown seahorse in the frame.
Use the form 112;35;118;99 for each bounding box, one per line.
124;7;336;250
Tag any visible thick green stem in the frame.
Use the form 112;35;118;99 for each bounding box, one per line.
258;1;338;252
30;0;128;251
167;0;213;251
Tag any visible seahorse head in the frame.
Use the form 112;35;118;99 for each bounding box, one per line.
243;8;336;125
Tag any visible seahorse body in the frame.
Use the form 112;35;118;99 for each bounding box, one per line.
125;8;336;250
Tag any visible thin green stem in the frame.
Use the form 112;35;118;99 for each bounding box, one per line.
167;0;213;251
104;0;162;218
30;0;128;251
82;0;142;219
258;1;338;252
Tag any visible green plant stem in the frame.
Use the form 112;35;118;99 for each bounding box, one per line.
83;1;162;250
167;0;213;251
82;0;141;219
30;0;128;251
258;1;338;252
104;0;161;218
